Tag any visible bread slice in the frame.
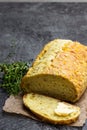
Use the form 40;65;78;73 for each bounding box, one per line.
23;93;80;125
21;39;87;103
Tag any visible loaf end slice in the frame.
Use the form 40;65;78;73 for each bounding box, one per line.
23;93;80;125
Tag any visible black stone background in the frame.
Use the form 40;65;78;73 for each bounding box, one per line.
0;3;87;130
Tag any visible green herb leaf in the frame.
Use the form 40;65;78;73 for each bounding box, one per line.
0;61;32;95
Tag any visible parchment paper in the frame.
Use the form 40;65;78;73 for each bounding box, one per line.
3;89;87;127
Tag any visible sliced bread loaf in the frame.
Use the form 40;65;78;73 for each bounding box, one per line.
21;39;87;102
23;93;80;125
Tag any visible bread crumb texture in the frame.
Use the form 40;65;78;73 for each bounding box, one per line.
21;39;87;102
23;93;80;125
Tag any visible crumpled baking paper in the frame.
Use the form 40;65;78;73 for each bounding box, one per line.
3;89;87;127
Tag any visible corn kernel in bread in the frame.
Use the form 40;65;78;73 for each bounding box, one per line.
23;93;80;125
21;39;87;102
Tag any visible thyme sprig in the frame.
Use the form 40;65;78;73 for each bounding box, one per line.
0;62;32;95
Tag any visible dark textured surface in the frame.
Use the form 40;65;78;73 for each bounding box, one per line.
0;3;87;130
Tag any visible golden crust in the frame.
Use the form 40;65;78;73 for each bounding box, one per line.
21;39;87;102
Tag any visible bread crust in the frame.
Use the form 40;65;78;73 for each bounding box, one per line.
21;39;87;102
